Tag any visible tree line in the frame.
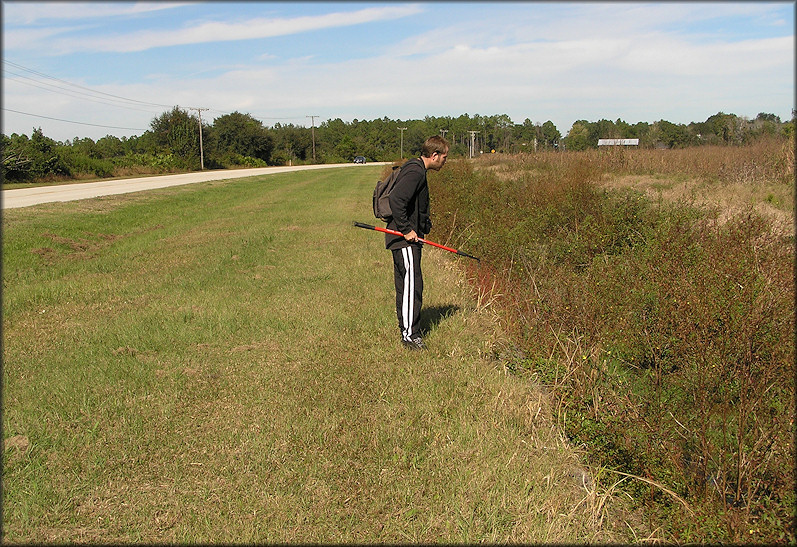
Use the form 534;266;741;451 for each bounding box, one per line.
2;107;793;182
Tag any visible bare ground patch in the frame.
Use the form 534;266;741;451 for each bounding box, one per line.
602;174;794;236
31;225;164;263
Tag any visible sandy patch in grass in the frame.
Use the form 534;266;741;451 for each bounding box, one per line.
603;174;794;236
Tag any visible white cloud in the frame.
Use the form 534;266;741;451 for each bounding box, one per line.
2;2;192;25
8;20;791;139
2;2;792;140
16;4;424;54
619;35;794;76
2;25;79;51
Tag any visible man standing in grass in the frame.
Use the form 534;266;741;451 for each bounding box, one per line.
385;135;449;350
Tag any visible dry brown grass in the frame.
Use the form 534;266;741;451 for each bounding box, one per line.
481;137;795;234
431;139;794;543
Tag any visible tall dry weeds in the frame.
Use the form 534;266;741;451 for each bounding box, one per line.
429;137;795;543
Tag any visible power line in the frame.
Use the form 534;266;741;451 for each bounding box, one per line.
3;60;174;110
5;70;164;114
2;108;148;132
2;60;319;134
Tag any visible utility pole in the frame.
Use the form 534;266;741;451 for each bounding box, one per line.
440;129;448;139
190;107;209;170
468;131;479;159
306;115;318;163
398;127;407;159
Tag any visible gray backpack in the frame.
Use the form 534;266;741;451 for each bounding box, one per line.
372;165;402;221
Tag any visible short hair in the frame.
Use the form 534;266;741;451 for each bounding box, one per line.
421;135;450;158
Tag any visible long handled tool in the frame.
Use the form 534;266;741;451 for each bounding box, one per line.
353;221;480;263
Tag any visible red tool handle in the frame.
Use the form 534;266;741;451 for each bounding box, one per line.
353;221;480;262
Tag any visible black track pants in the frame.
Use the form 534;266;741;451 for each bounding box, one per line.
392;245;423;341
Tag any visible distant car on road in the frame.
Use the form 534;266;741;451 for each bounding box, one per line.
353;156;366;164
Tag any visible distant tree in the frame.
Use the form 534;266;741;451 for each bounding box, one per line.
740;112;783;141
783;114;795;138
212;112;273;162
705;112;740;144
150;106;201;169
357;116;400;161
403;122;427;158
451;113;474;150
96;135;125;158
121;131;157;155
584;119;623;145
493;113;514;152
565;121;590;151
515;118;538;149
631;121;651;141
317;118;348;162
540;120;561;148
1;128;71;181
656;120;693;148
334;135;357;161
70;136;99;159
615;118;631;137
271;123;311;164
756;112;781;124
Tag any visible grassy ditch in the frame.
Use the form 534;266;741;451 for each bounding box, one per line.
3;166;621;542
430;138;795;543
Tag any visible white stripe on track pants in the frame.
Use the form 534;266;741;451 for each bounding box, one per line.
392;245;423;341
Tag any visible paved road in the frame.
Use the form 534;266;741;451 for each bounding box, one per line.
2;163;387;209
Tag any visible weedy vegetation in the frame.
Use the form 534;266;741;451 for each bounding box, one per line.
3;166;623;542
431;135;795;543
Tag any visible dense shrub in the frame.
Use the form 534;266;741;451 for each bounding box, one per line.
429;142;794;543
56;146;115;178
218;152;268;168
2;129;72;181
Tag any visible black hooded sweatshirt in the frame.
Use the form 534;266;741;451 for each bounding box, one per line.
384;158;431;251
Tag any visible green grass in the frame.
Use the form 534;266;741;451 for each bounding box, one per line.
2;167;618;543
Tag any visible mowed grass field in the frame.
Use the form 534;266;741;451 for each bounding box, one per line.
2;166;616;543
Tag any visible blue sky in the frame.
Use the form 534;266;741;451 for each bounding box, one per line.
2;1;794;141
